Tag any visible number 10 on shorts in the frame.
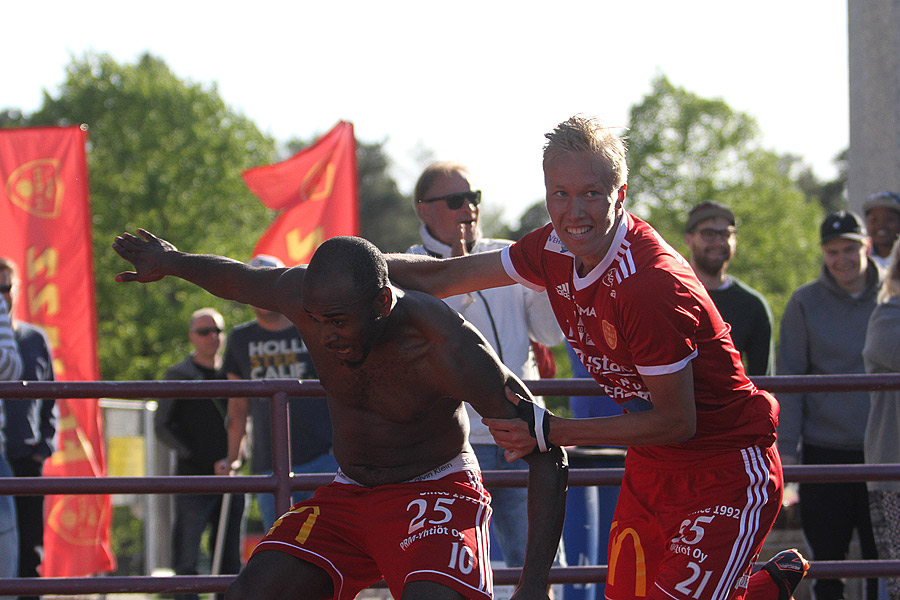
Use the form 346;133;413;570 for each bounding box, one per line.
448;541;476;574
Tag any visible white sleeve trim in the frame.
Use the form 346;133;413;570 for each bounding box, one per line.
635;348;698;377
500;246;546;292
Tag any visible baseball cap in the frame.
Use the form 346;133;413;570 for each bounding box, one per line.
247;254;285;268
685;201;736;233
820;211;867;244
862;191;900;216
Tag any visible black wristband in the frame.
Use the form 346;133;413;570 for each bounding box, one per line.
514;397;552;452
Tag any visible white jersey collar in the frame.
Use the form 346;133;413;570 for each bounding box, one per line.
572;212;631;290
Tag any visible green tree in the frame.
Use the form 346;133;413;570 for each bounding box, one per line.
22;52;279;380
357;140;420;252
495;200;552;241
795;148;848;214
626;75;823;326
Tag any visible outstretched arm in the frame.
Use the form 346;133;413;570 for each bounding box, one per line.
385;250;514;298
113;229;296;312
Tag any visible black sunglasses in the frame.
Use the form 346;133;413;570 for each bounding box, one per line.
0;285;11;294
192;327;222;336
418;190;482;210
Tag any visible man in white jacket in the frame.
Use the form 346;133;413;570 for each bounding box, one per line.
408;161;565;569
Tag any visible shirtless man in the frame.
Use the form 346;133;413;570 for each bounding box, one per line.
113;231;567;600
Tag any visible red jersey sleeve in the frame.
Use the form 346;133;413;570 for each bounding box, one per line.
501;225;554;292
617;267;702;376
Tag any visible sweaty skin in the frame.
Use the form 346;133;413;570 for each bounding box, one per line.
113;229;567;600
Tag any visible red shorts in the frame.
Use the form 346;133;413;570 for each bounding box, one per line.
605;445;783;600
252;462;493;600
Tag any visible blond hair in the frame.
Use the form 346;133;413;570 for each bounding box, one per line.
543;116;628;194
190;308;224;330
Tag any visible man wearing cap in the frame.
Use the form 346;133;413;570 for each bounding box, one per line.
214;255;337;530
776;210;881;600
684;201;774;376
863;191;900;269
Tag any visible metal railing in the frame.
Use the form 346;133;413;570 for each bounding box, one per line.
0;374;898;596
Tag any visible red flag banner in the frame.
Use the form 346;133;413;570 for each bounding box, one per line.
243;120;358;266
0;125;115;576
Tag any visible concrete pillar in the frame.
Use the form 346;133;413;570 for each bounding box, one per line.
848;0;900;213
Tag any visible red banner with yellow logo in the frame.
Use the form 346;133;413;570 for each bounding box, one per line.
243;121;358;266
0;125;114;576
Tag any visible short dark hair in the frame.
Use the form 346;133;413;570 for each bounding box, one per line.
308;236;388;297
685;201;736;233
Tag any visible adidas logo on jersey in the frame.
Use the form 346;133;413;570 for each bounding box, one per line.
556;282;571;300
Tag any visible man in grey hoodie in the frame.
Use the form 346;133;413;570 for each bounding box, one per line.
777;210;882;600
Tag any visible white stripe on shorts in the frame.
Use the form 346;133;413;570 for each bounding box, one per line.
710;446;770;600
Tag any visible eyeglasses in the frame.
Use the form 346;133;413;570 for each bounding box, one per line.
695;227;737;242
417;190;482;210
0;285;11;294
192;327;222;336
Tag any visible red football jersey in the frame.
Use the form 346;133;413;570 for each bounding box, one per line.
502;214;778;459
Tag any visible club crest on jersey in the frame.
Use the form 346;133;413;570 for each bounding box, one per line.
602;269;618;287
602;320;617;349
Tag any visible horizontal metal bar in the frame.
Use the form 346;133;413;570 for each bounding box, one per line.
1;561;898;595
2;373;900;400
1;464;898;495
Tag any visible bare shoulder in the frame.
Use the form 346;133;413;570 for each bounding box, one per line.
395;288;468;341
392;289;497;378
258;265;308;326
269;265;306;301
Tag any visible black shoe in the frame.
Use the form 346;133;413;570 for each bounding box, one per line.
761;548;810;600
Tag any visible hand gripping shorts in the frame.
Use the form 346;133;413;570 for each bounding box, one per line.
252;453;494;600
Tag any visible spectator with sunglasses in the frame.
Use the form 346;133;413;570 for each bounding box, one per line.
683;202;774;376
407;162;566;574
155;307;243;599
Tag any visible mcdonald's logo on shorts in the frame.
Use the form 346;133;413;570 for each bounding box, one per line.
608;523;647;597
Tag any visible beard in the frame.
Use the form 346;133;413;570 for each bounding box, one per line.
693;250;732;277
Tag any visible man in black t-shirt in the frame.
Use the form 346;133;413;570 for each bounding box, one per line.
216;255;335;530
684;201;775;376
156;308;243;600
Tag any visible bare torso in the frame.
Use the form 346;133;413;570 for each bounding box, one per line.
284;294;473;487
